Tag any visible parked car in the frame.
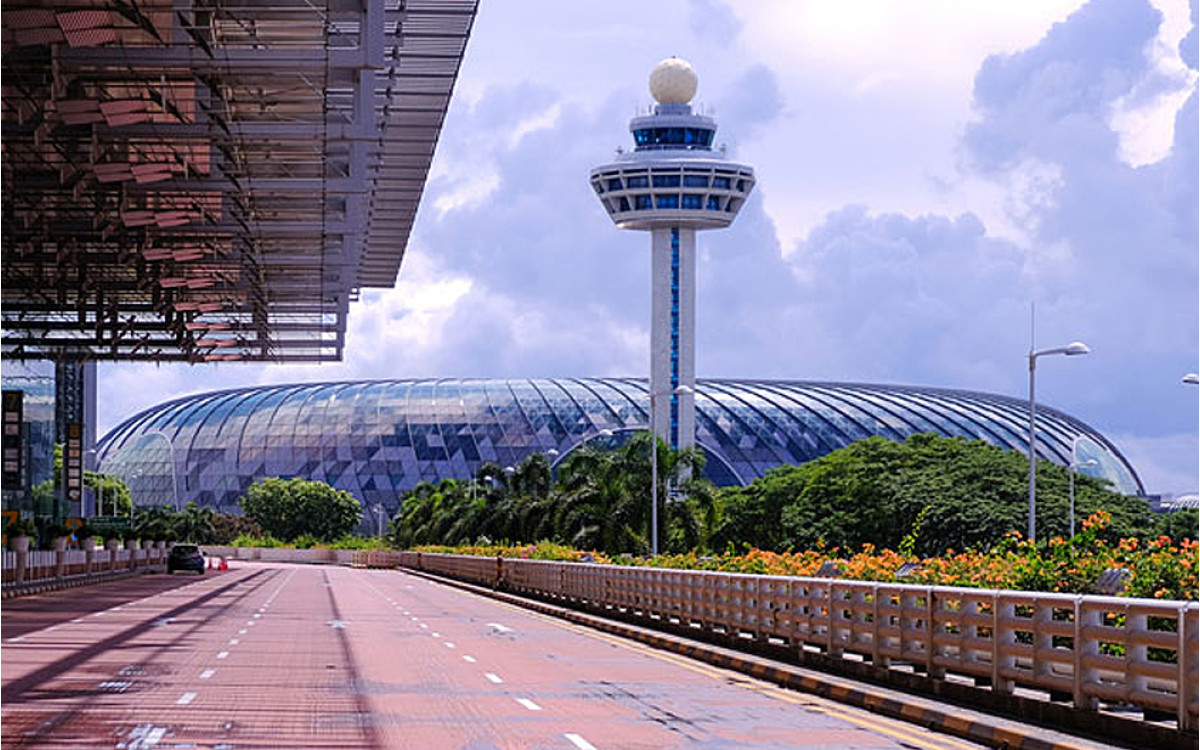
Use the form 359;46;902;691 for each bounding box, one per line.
167;544;205;575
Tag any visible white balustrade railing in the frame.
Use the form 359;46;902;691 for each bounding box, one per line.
399;552;1198;731
2;544;167;585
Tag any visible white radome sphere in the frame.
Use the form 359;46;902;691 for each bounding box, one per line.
649;57;697;104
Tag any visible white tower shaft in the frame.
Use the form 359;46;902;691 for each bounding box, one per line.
650;226;696;453
590;57;754;467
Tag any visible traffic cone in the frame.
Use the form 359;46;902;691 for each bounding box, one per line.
207;557;213;570
219;557;228;572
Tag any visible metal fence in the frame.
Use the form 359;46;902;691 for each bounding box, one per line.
399;552;1199;731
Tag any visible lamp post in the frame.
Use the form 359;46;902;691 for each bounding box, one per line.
649;385;693;557
1068;436;1098;538
372;503;385;538
127;470;143;523
1184;374;1199;385
1028;341;1090;542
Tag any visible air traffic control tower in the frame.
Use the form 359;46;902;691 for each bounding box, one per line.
590;58;755;453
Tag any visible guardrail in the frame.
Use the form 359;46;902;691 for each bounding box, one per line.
399;552;1199;732
2;544;168;588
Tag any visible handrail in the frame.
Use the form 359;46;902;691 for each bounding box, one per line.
399;551;1198;732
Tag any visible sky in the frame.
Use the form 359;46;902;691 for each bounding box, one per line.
90;0;1197;493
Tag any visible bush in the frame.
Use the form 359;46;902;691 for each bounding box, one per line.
421;512;1197;600
325;535;390;550
240;477;362;542
230;533;283;548
291;533;322;549
6;518;36;538
210;513;262;545
74;522;99;540
44;522;71;539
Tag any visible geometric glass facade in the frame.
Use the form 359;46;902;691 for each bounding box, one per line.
96;378;1144;519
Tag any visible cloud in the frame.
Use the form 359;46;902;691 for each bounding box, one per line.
93;0;1197;495
687;0;743;45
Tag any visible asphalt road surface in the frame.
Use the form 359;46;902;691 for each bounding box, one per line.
2;562;988;749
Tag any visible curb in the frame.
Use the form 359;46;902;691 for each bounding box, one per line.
402;567;1180;750
1;566;166;599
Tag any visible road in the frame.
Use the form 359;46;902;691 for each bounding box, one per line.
2;562;987;749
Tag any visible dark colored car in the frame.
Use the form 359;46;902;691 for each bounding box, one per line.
167;544;205;575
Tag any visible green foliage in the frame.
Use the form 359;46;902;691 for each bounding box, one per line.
210;513;262;544
323;535;389;550
7;518;37;538
74;522;99;540
711;434;1165;556
171;502;216;542
231;532;284;548
390;434;715;557
1157;509;1199;542
39;444;133;515
240;477;362;542
898;506;930;559
44;521;71;539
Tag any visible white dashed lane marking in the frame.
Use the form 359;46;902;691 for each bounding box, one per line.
515;698;542;711
485;673;503;684
216;651;229;660
565;733;597;750
199;669;215;680
462;655;477;663
176;692;197;706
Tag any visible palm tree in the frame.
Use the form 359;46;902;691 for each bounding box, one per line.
172;502;216;543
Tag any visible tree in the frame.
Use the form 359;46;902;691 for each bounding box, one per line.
173;502;217;543
712;433;1169;556
33;444;131;516
240;478;362;541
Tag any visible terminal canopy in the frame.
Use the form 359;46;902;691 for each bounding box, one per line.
1;0;478;362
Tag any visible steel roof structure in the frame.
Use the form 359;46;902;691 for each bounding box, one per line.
97;377;1144;513
2;0;477;362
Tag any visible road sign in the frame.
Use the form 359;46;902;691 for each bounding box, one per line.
90;515;130;533
64;422;83;507
2;390;23;490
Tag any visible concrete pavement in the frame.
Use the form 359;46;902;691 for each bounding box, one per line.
2;562;991;749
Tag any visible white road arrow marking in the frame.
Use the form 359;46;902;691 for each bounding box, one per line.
487;622;513;633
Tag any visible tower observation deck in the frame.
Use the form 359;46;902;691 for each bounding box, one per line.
589;58;755;454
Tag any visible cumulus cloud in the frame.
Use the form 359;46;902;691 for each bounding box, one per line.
94;0;1197;494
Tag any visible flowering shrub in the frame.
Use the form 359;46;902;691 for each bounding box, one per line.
413;540;611;564
416;513;1197;600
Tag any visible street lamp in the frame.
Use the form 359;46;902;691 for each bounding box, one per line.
1028;341;1090;542
1183;374;1199;385
372;503;385;538
649;384;693;557
1068;436;1098;538
127;470;143;522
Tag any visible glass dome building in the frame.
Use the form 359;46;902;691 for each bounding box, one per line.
96;378;1143;517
